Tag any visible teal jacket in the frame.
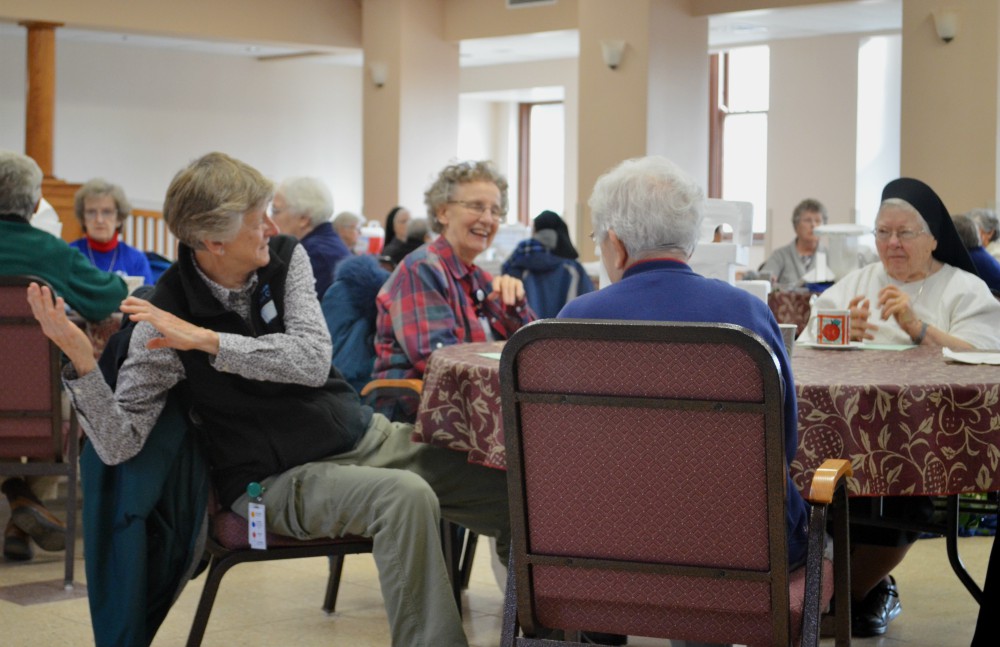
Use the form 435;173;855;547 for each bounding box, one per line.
0;217;126;321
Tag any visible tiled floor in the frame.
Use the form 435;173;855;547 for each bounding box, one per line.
0;501;992;646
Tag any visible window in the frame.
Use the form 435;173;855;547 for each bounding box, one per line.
709;46;770;232
517;101;564;225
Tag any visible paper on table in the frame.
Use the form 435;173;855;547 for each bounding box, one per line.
942;347;1000;365
859;343;915;351
478;352;503;360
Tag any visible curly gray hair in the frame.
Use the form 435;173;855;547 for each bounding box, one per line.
424;161;508;234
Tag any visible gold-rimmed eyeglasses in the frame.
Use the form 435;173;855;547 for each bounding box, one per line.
448;200;505;221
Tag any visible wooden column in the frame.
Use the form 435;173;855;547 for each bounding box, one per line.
21;21;62;178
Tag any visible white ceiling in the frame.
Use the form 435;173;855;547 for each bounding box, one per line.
0;1;901;67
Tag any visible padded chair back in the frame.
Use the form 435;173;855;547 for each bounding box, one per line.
0;275;65;460
501;320;792;645
0;274;79;587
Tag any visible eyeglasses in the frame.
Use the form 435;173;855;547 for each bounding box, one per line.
448;200;505;220
873;228;927;242
84;209;118;221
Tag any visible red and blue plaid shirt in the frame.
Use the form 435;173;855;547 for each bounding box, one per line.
374;235;534;382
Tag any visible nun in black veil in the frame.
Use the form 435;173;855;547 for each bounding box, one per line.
802;177;1000;638
801;177;1000;350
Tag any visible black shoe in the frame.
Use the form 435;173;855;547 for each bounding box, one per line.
3;520;33;561
580;632;627;645
852;576;902;637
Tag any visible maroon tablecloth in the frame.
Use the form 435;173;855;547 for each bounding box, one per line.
414;341;1000;497
413;341;507;469
790;343;1000;496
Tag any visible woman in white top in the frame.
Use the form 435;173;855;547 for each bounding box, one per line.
802;179;1000;350
800;177;1000;638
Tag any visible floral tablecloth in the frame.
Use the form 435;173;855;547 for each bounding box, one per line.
790;343;1000;496
413;341;507;469
415;341;1000;499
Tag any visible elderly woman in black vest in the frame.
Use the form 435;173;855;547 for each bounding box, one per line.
27;152;508;647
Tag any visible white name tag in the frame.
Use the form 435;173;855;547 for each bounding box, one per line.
248;502;267;550
260;300;278;324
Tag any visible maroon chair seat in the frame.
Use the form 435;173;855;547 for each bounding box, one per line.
186;508;373;647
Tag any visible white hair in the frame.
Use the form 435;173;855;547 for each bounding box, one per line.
588;156;705;258
277;177;334;226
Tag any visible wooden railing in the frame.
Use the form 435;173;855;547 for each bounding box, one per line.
125;209;176;260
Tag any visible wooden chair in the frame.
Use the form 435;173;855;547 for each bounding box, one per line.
0;275;79;588
186;498;374;647
499;320;852;646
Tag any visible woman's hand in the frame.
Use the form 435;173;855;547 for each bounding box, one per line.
877;285;922;339
120;297;220;354
491;275;526;307
26;282;98;376
848;295;877;341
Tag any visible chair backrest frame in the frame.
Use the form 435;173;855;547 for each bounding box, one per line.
500;319;792;645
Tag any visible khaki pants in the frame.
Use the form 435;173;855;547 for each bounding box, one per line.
232;413;510;647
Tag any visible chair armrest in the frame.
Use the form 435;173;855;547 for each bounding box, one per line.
359;378;424;397
805;458;852;505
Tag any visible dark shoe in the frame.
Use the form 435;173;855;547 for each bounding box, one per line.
580;631;628;645
852;576;902;637
3;521;34;561
9;496;66;552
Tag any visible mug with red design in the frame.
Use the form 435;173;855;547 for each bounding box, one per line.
816;309;851;346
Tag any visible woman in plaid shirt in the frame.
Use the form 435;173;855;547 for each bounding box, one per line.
373;161;535;418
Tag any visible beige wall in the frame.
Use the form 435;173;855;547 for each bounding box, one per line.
460;58;579;235
766;34;860;253
646;0;709;187
363;0;459;222
900;0;1000;213
0;33;363;213
691;0;843;16
576;0;709;261
445;0;578;40
0;0;360;49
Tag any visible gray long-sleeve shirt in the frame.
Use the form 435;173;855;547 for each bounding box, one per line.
64;244;332;466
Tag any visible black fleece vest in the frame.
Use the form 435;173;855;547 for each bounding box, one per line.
153;235;369;508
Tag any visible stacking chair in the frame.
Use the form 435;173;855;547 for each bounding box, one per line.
499;320;852;647
0;275;79;589
186;495;374;647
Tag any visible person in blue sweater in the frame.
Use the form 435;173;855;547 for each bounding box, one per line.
70;180;154;286
558;156;808;647
271;176;351;298
322;254;391;393
502;210;594;318
954;212;1000;293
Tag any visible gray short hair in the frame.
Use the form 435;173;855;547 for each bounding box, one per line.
0;151;43;221
877;198;931;233
277;177;333;227
792;198;828;227
952;213;981;249
332;211;363;232
424;161;508;234
969;208;999;243
163;152;273;249
74;178;132;228
405;217;430;242
588;156;705;259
